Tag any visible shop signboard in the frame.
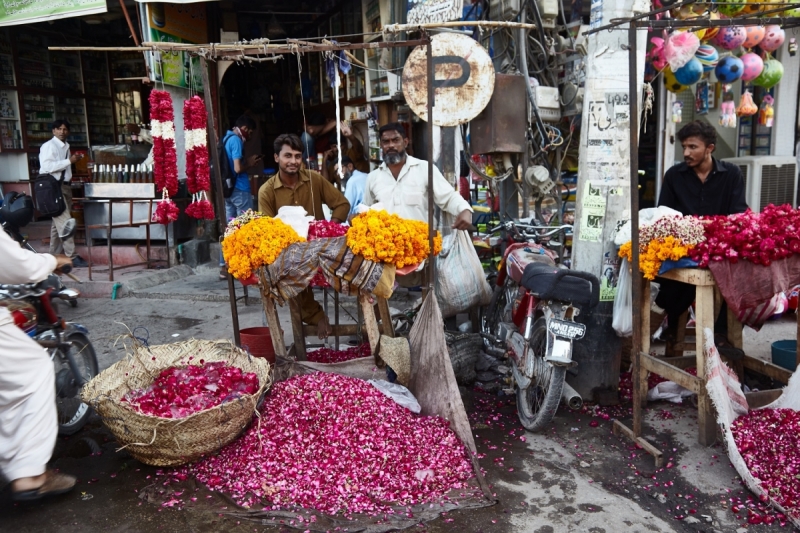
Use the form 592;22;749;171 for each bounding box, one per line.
407;0;464;24
0;0;106;27
146;3;208;90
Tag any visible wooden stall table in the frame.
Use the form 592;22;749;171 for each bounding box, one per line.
637;268;795;447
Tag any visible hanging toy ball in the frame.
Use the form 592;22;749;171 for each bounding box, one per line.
740;52;765;81
717;0;745;16
760;26;786;52
674;57;704;85
663;66;689;93
742;26;766;49
741;0;769;15
695;44;719;72
701;12;721;42
786;0;800;17
753;58;784;89
714;26;747;50
715;55;745;83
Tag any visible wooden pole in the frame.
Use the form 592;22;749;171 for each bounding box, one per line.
385;20;541;33
426;36;436;290
200;56;242;347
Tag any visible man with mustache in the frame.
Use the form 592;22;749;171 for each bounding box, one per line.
258;133;350;339
654;120;748;355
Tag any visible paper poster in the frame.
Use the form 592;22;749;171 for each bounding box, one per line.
0;0;105;27
599;252;619;301
578;182;606;243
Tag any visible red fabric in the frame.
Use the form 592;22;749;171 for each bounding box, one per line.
707;255;800;316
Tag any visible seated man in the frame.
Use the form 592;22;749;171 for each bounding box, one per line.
258;133;350;338
655;120;748;354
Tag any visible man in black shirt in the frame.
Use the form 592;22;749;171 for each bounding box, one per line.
653;121;748;353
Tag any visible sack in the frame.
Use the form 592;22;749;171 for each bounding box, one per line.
216;132;236;198
434;230;492;318
32;171;66;217
612;258;633;337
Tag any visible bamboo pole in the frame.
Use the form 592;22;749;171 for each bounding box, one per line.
385;20;541;33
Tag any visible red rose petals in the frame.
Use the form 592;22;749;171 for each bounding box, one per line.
121;361;259;419
306;343;371;364
176;373;475;514
308;220;349;240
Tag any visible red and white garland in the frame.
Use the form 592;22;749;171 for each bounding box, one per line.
183;96;214;220
149;90;180;225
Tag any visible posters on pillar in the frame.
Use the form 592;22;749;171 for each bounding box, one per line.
584;90;631;186
0;0;106;27
146;3;208;91
599;252;619;301
578;181;606;243
407;0;464;24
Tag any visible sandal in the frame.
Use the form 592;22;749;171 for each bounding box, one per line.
12;470;76;502
219;268;227;281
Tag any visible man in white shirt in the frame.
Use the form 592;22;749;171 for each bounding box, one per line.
38;119;88;267
0;226;76;501
363;122;472;229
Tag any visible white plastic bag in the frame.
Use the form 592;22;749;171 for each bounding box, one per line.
434;230;493;318
368;379;421;413
612;258;632;337
275;206;314;239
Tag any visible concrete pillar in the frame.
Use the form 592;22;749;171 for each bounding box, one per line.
569;0;649;402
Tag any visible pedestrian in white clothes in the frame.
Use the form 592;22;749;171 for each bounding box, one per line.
0;227;77;501
363;122;473;228
38;119;88;267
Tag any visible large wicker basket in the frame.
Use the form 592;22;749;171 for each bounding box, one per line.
81;339;272;466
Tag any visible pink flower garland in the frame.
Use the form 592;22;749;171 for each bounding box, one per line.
183;96;214;220
149;90;179;224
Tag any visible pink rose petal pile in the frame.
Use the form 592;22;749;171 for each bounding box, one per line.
178;372;474;514
307;343;371;364
308;220;349;240
121;361;259;419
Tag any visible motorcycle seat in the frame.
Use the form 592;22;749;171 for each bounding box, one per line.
519;263;600;310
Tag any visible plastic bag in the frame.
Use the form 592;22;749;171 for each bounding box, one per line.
434;230;493;318
736;90;758;117
368;379;421;413
758;94;774;127
665;31;700;71
719;100;737;128
612;258;632;337
275;206;314;239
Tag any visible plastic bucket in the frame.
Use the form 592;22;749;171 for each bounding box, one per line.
771;340;797;371
240;327;281;365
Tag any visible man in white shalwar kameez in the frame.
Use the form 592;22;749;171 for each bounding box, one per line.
0;227;76;501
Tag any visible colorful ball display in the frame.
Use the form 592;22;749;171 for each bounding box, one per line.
663;66;688;93
740;52;764;81
786;0;800;17
743;26;766;49
715;26;747;50
753;58;784;89
701;12;721;42
741;0;769;15
715;55;745;83
674;57;704;85
717;0;744;16
760;26;786;52
695;44;719;72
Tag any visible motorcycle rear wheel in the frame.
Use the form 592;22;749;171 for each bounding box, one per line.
53;332;98;435
516;318;566;432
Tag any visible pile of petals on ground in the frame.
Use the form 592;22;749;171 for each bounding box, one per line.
121;361;259;419
306;343;371;364
731;408;800;521
177;372;475;514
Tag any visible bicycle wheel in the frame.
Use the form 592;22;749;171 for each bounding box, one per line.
516;318;566;432
53;332;98;435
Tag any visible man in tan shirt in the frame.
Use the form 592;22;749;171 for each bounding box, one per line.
258;133;350;338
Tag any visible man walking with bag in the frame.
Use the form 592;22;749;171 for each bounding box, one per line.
38;119;88;267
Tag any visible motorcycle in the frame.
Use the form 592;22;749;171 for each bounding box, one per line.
0;195;98;435
481;221;600;432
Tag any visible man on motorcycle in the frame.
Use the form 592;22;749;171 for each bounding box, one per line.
0;227;76;501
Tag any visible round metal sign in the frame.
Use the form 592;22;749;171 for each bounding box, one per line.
402;33;495;127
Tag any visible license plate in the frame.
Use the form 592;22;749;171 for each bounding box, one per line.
548;319;586;340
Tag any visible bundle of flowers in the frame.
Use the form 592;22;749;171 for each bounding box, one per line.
121;361;259;419
183;96;214;220
347;209;442;268
307;342;371;364
222;216;305;280
688;205;800;267
149;90;179;224
307;220;349;240
731;408;800;522
618;215;705;279
223;209;264;238
176;372;474;514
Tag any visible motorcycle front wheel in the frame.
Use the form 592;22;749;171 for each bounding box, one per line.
52;332;98;435
516;318;566;432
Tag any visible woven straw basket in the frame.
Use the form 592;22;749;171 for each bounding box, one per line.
81;339;272;466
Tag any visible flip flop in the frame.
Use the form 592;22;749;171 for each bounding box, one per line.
12;471;76;502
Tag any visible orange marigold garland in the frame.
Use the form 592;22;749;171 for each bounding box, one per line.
346;209;442;268
618;237;693;280
221;216;305;280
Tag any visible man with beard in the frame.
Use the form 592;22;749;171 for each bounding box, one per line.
258;133;350;338
654;120;748;354
363;123;472;229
